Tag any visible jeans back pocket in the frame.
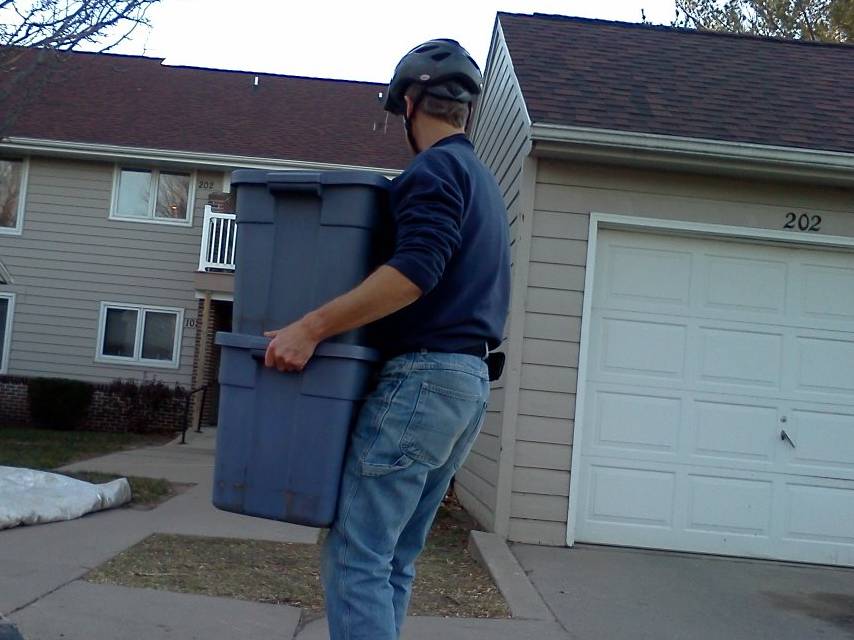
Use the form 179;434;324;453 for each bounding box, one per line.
400;376;485;469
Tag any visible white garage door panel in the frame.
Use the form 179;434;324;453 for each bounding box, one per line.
693;400;778;464
576;229;854;567
785;482;854;545
594;391;681;453
686;474;773;536
704;255;787;314
796;336;854;396
788;409;854;473
698;327;783;388
606;245;693;307
584;463;676;529
579;458;854;566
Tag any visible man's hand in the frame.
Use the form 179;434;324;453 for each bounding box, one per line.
263;320;320;372
260;266;421;372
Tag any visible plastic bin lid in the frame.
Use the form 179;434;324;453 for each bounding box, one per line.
231;169;390;190
215;332;380;362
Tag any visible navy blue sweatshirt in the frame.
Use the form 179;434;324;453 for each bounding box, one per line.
379;134;511;357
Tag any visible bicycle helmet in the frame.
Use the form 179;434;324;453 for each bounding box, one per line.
384;38;483;116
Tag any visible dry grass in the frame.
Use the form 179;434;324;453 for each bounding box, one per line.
87;494;509;619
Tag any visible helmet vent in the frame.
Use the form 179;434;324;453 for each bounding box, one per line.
415;45;438;53
432;52;451;61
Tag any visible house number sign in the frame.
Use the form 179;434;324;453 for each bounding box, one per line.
783;212;822;232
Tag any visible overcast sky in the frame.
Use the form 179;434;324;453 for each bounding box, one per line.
100;0;678;83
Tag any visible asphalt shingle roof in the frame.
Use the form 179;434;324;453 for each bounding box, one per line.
500;13;854;154
0;48;411;170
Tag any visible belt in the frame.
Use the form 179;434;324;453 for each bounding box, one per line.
385;342;490;361
454;342;490;360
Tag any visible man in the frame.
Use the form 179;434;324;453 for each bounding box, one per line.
263;39;510;640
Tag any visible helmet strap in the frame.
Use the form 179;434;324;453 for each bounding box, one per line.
404;89;427;154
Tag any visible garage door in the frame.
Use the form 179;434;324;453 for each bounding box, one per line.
574;228;854;567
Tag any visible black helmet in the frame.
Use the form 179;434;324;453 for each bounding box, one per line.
384;39;482;116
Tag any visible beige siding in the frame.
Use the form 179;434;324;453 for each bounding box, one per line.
507;158;854;545
457;18;532;531
0;155;224;386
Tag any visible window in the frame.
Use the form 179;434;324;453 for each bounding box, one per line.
0;293;14;374
111;167;195;225
96;302;183;368
0;158;28;235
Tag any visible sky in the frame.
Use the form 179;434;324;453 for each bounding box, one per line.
96;0;679;84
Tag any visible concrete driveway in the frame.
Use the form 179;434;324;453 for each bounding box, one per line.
514;543;854;640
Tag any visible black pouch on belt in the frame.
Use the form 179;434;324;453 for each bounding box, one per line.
486;352;506;382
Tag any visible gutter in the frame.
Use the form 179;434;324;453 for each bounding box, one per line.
530;123;854;185
0;137;403;177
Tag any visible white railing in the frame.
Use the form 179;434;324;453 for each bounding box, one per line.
199;205;237;271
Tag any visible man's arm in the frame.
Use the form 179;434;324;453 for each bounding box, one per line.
264;265;421;372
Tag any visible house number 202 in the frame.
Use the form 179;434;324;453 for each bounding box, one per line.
784;212;822;232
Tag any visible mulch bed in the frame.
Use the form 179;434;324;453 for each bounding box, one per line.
86;493;510;619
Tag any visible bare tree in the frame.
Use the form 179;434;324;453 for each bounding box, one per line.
0;0;161;137
674;0;854;42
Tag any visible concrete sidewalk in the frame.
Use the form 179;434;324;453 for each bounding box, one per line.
515;542;854;640
3;428;562;640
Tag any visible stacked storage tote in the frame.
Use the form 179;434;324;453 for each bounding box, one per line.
213;170;391;527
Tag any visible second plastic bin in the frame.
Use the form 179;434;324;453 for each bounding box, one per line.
212;332;379;527
230;170;392;343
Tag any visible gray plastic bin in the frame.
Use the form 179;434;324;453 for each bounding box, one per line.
212;332;379;527
230;170;392;343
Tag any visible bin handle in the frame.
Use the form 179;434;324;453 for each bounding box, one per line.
250;347;305;375
267;182;322;197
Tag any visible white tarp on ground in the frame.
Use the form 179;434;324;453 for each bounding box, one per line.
0;466;132;530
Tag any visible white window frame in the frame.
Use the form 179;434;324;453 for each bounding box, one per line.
109;165;197;227
0;292;15;374
0;157;29;236
95;301;184;369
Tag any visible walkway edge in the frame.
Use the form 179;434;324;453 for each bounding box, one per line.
468;530;554;621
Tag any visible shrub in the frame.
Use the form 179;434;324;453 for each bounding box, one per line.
106;378;187;432
27;378;95;431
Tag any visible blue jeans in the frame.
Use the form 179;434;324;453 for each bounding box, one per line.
320;351;490;640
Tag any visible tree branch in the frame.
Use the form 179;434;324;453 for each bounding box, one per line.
794;0;819;38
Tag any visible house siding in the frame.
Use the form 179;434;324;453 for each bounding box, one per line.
0;155;224;387
460;19;532;533
507;158;854;546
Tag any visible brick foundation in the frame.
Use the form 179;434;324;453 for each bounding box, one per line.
0;375;187;433
0;376;30;427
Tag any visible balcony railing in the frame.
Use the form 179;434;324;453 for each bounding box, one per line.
199;205;236;271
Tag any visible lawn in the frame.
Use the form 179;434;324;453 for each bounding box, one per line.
0;427;175;470
87;494;510;619
0;428;187;509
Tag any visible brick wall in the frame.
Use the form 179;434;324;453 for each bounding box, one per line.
0;376;30;426
189;299;232;428
0;375;187;433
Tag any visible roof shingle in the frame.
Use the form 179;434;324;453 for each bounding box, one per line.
1;48;411;170
500;13;854;154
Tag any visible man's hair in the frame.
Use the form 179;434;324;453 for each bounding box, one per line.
405;84;471;129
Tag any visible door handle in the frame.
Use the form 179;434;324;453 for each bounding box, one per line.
780;429;796;448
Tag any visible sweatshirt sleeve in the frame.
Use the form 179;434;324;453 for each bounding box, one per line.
385;153;464;294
